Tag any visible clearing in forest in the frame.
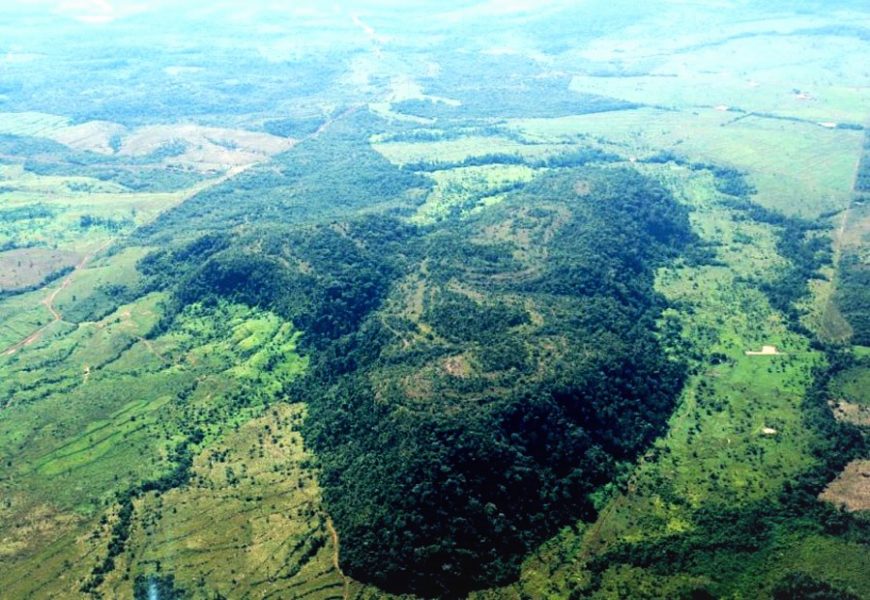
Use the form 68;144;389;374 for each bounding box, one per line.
820;460;870;512
745;345;781;355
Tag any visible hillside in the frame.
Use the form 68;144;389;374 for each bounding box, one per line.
0;2;867;599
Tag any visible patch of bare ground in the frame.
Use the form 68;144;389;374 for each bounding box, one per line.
829;399;870;427
745;345;781;356
0;248;81;291
443;354;471;377
574;180;591;196
2;239;112;356
820;460;870;512
119;125;295;171
47;121;128;154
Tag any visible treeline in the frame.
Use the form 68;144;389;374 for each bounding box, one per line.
834;252;870;345
833;130;869;343
640;152;759;198
80;214;134;231
854;133;869;192
720;197;832;334
402;147;620;172
262;116;325;138
0;204;55;222
0;264;74;300
0;133;202;192
139;217;418;349
391;58;637;119
376;125;510;143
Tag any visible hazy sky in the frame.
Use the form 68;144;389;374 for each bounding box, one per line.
8;0;580;25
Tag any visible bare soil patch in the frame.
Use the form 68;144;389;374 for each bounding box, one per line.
443;355;471;377
820;460;870;512
745;345;781;355
0;248;80;291
829;399;870;427
48;120;127;154
574;180;591;196
119;125;295;172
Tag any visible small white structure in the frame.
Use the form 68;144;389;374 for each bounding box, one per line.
745;345;781;356
762;427;778;435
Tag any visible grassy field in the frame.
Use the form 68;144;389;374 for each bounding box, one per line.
509;109;863;218
99;402;347;600
411;164;538;223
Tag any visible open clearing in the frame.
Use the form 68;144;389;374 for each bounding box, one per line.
820;460;870;512
0;247;80;291
745;345;782;356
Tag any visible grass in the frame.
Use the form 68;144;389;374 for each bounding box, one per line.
0;157;250;264
0;247;79;291
567;16;870;125
509;108;863;218
96;403;346;600
0;111;70;137
0;290;55;349
830;364;870;407
412;164;538;223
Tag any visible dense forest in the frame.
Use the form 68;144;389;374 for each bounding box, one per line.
132;161;695;595
296;169;694;595
835;251;870;345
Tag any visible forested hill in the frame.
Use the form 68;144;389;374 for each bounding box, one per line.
137;158;695;595
299;168;693;595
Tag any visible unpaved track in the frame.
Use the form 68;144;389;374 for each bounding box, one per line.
2;239;112;356
326;518;351;600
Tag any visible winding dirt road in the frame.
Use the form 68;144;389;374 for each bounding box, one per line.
2;239;113;356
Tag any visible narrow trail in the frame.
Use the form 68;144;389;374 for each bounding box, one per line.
817;152;863;341
311;105;361;140
326;518;351;600
2;239;113;356
138;337;168;363
577;478;636;565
